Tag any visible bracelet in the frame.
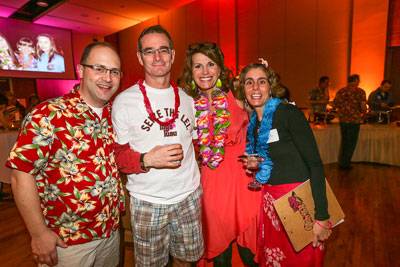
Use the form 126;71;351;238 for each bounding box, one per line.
315;220;332;230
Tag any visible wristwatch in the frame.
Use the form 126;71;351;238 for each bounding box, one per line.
140;153;149;172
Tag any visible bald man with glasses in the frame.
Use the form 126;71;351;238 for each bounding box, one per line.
7;41;124;267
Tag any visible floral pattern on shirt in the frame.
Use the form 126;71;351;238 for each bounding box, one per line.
333;86;367;123
6;88;124;245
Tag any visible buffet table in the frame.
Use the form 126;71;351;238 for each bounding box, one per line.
312;124;400;166
0;130;18;183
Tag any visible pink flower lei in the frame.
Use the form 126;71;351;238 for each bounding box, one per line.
195;89;231;169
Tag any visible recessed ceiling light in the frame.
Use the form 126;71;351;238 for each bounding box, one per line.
36;1;49;7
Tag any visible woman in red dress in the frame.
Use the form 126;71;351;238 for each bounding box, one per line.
239;61;332;266
180;43;260;266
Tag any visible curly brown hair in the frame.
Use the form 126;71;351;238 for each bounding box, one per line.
179;42;233;98
238;63;281;101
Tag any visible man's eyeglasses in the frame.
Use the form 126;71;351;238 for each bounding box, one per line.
139;47;171;57
81;64;122;78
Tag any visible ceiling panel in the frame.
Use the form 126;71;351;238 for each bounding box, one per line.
39;2;139;34
0;0;29;8
0;6;17;18
0;0;196;36
34;15;115;35
0;0;29;17
68;0;167;21
142;0;195;9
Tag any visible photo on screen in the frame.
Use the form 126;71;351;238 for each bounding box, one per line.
0;18;75;79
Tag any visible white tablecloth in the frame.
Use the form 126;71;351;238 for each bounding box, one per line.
1;125;398;182
312;124;400;166
0;131;18;183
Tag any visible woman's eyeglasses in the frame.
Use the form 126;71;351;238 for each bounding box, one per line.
18;42;33;47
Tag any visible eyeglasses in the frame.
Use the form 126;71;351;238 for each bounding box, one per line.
18;42;33;47
139;47;171;57
81;64;122;78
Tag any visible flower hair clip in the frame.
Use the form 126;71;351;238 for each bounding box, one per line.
258;58;269;68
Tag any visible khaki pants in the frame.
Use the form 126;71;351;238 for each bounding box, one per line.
40;230;120;267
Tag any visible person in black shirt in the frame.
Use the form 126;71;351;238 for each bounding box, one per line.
239;61;331;266
367;80;394;123
368;80;394;112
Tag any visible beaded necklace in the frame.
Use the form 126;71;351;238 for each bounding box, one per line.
138;79;180;127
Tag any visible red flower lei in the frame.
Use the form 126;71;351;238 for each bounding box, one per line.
138;79;180;126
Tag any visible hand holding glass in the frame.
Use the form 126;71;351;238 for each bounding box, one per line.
239;154;263;191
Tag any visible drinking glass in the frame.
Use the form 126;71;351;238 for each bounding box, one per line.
239;154;262;191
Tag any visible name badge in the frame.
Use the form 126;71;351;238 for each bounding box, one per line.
267;128;279;143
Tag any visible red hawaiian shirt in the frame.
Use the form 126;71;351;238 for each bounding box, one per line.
333;86;367;123
6;88;125;245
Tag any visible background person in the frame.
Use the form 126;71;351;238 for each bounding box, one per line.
0;93;12;129
3;91;25;129
26;93;41;113
368;79;394;110
367;80;394;123
333;74;367;169
309;76;330;123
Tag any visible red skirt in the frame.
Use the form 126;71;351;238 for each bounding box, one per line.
258;183;324;267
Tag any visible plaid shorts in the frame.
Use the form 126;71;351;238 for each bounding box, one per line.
130;187;204;266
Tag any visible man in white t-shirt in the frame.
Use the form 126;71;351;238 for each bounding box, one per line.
112;25;203;267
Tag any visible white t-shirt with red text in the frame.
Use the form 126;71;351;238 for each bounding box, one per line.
112;82;200;204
